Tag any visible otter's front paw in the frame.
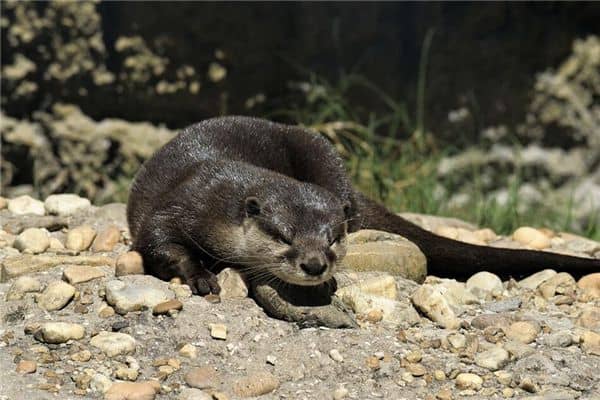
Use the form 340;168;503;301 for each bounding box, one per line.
186;270;221;295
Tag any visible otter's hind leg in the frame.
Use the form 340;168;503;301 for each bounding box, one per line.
142;242;220;295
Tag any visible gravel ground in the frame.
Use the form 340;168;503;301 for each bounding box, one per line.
0;194;599;400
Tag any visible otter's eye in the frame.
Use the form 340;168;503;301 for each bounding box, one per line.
278;235;293;246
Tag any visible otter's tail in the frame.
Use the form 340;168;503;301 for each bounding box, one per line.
354;193;600;280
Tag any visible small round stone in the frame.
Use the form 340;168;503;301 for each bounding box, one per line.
90;331;136;357
433;370;446;381
92;225;121;252
578;273;600;299
184;366;220;389
233;371;279;397
405;350;422;363
577;307;600;330
366;309;384;323
466;271;503;299
115;251;145;276
16;360;37;374
14;228;50;254
8;195;45;216
44;194;91;216
505;321;540;344
36;281;76;311
329;349;344;362
104;381;160;400
66;225;97;251
333;387;349;400
34;322;85;344
512;227;550;249
407;363;426;377
455;373;483;390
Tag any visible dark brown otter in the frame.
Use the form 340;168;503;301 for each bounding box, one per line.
127;116;599;295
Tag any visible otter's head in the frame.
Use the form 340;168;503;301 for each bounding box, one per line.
238;184;351;286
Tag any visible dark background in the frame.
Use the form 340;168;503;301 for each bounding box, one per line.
3;2;600;139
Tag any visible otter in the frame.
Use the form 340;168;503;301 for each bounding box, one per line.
127;116;599;296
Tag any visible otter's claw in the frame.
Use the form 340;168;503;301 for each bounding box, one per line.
187;270;221;295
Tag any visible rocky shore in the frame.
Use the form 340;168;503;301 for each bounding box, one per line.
1;194;599;400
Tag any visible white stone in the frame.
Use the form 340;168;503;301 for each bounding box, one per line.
105;279;173;314
8;195;45;215
90;331;136;357
44;193;91;216
466;271;503;299
34;322;85;344
455;373;483;390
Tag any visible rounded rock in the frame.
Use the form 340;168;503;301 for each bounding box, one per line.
115;251;144;276
233;371;279;397
8;195;45;216
66;225;97;251
466;271;503;299
16;360;37;374
578;273;600;299
455;373;483;390
104;381;160;400
105;279;172;314
92;225;121;252
36;280;76;311
184;366;220;389
14;228;50;254
474;346;510;371
34;322;85;344
505;321;540;344
577;307;600;330
329;349;344;362
90;331;136;357
44;194;91;216
333;387;349;400
512;227;550;249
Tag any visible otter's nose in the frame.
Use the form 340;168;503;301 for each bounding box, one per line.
300;257;327;276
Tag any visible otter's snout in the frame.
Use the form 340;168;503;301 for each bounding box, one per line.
299;257;328;276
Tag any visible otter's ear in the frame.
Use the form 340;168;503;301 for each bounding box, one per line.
245;196;262;217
